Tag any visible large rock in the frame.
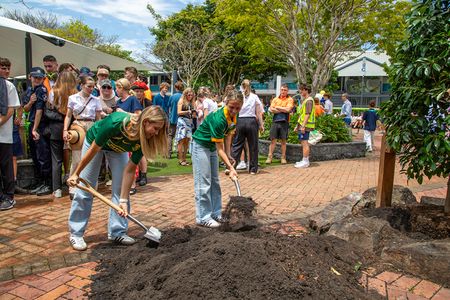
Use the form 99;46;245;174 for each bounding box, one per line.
420;196;445;206
325;216;412;254
352;185;417;215
309;192;362;233
382;239;450;285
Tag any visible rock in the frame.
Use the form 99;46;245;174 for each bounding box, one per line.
420;196;445;206
352;185;417;215
309;192;362;233
326;216;412;254
409;204;450;239
382;239;450;285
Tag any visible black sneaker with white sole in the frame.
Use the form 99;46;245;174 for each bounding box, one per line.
0;196;16;211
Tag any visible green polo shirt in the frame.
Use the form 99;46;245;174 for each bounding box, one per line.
192;106;237;152
85;112;143;164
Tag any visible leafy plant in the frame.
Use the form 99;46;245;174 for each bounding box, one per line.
261;113;351;144
379;0;449;212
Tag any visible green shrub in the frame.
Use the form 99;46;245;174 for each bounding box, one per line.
261;113;351;144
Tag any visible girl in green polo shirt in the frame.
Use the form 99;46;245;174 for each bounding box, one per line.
191;90;243;228
66;106;168;251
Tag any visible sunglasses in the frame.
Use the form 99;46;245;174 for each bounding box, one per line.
102;85;112;90
85;85;95;88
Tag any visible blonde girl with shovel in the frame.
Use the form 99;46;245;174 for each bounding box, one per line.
67;106;168;251
191;89;243;228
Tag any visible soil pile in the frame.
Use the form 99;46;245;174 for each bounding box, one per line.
90;228;378;299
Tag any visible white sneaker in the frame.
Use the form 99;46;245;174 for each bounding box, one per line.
197;218;221;228
108;234;136;245
294;161;310;168
106;180;112;186
69;235;87;251
236;161;247;170
53;189;62;198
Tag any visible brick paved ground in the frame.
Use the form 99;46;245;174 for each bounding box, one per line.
0;131;447;299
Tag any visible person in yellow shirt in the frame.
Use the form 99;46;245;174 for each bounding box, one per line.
266;84;294;164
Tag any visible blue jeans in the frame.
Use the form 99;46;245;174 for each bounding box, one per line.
68;140;130;238
191;140;222;223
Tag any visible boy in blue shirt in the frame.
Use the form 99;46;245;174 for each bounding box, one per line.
362;100;379;152
22;67;52;195
152;82;170;115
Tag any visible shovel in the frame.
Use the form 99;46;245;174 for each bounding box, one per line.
232;176;242;196
75;178;161;248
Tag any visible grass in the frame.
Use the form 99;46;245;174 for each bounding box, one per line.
147;154;282;177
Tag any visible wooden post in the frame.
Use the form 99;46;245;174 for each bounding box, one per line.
445;177;450;214
376;134;396;208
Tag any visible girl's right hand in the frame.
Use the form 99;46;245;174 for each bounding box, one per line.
228;168;238;181
67;174;79;187
63;130;69;141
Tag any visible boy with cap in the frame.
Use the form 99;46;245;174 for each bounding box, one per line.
0;57;20;210
22;67;52;196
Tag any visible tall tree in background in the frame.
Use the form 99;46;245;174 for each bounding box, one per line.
214;0;410;93
3;9;134;61
380;0;449;213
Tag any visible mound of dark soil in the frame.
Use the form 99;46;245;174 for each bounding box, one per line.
90;228;378;299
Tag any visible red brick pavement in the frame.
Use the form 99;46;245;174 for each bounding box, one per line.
0;131;447;299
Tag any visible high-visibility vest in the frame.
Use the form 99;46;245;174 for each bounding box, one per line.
298;97;316;129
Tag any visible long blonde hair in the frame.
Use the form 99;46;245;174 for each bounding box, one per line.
181;88;195;107
124;106;168;159
241;79;251;97
51;71;77;114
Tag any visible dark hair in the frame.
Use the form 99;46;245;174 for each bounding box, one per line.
174;81;184;91
79;76;94;85
43;55;57;62
58;63;79;75
138;74;148;84
0;57;11;67
125;66;138;76
323;92;331;98
299;83;311;93
97;64;111;72
281;83;289;89
369;100;376;107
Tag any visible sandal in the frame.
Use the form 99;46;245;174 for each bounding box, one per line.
179;161;189;166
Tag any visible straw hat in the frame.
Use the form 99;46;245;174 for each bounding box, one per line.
67;124;86;150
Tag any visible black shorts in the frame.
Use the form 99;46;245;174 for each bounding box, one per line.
269;121;289;140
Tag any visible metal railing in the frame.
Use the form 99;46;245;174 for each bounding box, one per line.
331;94;390;108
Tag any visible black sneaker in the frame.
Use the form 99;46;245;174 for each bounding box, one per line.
0;196;16;211
138;173;147;186
14;182;29;194
129;188;137;195
36;185;52;196
29;183;45;194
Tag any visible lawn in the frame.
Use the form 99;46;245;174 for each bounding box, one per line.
147;155;282;177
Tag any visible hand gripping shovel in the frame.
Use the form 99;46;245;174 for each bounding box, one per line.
75;178;161;248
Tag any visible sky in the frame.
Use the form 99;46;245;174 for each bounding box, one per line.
1;0;203;60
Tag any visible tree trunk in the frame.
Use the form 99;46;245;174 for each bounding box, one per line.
445;176;450;214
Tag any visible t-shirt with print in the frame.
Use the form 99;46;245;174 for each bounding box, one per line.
68;93;102;120
22;84;47;123
192;106;236;152
86;112;143;164
117;95;142;113
0;80;20;143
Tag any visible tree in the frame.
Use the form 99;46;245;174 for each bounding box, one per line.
152;23;225;87
214;0;411;93
3;9;134;61
380;0;450;213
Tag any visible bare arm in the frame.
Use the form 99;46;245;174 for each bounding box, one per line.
32;109;43;140
120;161;136;200
216;141;237;179
256;103;264;132
0;108;14;126
63;109;73;141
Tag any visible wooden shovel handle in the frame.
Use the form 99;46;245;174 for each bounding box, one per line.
75;178;124;214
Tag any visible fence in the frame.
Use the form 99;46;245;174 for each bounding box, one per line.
331;94;390;108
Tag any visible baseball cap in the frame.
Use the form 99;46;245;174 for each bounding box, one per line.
131;81;149;91
99;79;112;87
30;67;46;78
97;68;109;76
79;67;94;77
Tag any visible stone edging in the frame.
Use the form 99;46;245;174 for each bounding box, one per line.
258;139;366;162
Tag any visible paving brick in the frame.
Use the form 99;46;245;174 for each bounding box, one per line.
392;276;421;291
9;284;45;299
0;280;22;295
406;292;428;300
69;268;96;280
387;286;408;300
411;280;441;298
12;264;32;278
66;277;92;289
432;287;450;300
42;266;77;280
61;287;87;299
367;277;387;297
0;268;13;282
376;271;402;284
35;284;72;300
0;293;20;300
38;274;75;292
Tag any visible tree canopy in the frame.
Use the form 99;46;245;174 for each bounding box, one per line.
380;0;449;210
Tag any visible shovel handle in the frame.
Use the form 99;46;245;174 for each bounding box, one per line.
75;178;124;214
232;177;242;196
